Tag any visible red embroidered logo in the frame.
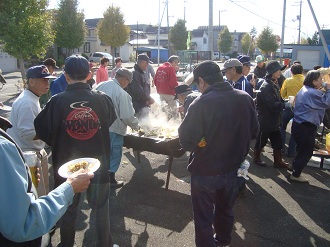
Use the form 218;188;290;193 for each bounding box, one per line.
65;101;100;140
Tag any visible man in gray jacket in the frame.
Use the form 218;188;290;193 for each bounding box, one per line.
96;68;139;188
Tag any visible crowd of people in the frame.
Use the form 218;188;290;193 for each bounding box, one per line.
1;51;330;247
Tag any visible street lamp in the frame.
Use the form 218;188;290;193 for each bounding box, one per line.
218;9;226;29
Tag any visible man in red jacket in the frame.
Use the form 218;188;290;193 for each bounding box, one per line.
154;55;179;118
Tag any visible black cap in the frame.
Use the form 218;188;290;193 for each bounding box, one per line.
266;60;286;75
26;65;57;79
137;54;150;63
64;55;90;78
174;84;192;99
193;60;222;84
237;55;253;66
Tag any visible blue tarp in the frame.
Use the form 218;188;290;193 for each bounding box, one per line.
324;45;330;67
137;47;169;63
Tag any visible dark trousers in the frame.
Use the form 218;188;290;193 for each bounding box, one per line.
291;121;317;177
280;104;297;156
254;129;282;150
58;183;112;247
191;172;239;247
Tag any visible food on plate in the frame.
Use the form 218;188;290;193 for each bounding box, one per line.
67;160;90;173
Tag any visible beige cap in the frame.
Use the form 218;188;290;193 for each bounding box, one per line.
221;59;243;72
116;68;133;82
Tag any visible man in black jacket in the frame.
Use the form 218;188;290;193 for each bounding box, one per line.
179;61;259;247
35;55;117;247
127;54;155;119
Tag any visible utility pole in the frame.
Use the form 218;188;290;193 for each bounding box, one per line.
208;0;213;60
184;0;187;22
136;22;139;62
218;10;226;30
166;0;170;55
307;0;330;61
157;0;161;65
280;0;286;64
297;0;302;44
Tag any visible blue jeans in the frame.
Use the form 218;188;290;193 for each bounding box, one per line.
281;104;297;156
191;172;239;247
109;132;124;173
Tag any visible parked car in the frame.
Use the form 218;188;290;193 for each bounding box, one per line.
89;52;113;64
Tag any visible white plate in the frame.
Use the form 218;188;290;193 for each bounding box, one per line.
58;157;100;178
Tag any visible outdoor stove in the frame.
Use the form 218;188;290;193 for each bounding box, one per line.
123;132;185;189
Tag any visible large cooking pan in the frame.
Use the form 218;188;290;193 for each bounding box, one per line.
123;134;186;189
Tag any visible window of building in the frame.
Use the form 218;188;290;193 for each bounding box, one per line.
84;42;90;53
203;38;207;44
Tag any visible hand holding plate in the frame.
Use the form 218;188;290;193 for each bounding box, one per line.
66;169;94;193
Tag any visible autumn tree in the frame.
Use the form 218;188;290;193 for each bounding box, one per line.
0;0;54;78
53;0;86;57
241;33;255;57
169;19;188;52
256;26;279;58
300;37;309;44
97;5;130;62
218;27;232;55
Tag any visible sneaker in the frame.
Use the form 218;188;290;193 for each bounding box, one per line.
287;164;294;172
290;174;309;183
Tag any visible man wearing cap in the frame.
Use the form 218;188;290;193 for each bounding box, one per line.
127;54;155;118
7;65;56;197
174;84;201;116
154;55;180;116
238;55;253;76
34;55;117;247
253;60;289;168
96;68;139;188
221;58;254;97
253;55;267;79
178;61;259;247
40;58;59;107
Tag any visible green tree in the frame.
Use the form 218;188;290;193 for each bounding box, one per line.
218;27;232;54
256;26;278;58
241;33;255;56
169;19;188;52
53;0;86;57
0;0;54;78
307;31;319;45
97;5;130;62
250;26;257;37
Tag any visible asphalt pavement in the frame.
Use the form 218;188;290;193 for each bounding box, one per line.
0;64;330;247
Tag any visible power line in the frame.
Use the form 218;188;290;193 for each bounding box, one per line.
228;0;296;30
